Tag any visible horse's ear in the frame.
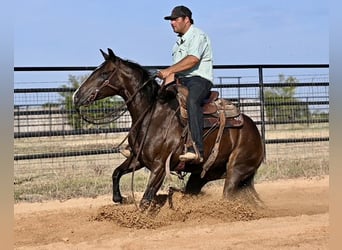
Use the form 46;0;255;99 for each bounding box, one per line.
100;49;109;60
107;48;116;60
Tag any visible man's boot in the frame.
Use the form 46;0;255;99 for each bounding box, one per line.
179;144;203;163
120;145;131;158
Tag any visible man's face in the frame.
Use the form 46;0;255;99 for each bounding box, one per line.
170;16;190;35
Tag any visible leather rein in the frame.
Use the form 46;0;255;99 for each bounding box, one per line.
76;68;158;150
76;68;157;125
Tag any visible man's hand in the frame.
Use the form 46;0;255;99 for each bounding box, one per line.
158;70;175;85
158;69;173;79
159;55;199;79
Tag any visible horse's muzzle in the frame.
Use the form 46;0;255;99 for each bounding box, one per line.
72;90;82;107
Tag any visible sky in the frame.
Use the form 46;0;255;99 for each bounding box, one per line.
14;0;328;67
12;0;330;96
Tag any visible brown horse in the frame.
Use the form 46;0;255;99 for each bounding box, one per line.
73;48;264;210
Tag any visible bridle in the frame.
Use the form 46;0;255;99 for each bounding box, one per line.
76;67;158;125
75;66;174;210
85;67;119;105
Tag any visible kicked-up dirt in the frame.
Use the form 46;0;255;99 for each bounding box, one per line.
14;176;329;249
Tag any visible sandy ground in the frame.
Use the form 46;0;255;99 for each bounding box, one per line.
14;176;329;250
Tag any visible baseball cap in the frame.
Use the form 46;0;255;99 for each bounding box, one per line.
164;6;192;20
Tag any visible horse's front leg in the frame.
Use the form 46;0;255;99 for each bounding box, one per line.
139;164;165;211
112;157;142;203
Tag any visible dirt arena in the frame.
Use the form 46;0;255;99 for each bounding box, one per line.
14;176;329;250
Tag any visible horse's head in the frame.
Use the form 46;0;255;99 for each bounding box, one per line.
73;48;124;108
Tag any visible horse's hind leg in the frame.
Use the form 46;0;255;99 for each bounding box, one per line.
223;152;259;200
240;173;265;206
185;173;209;195
223;166;240;198
112;157;142;203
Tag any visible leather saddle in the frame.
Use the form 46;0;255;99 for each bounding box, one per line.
160;80;244;174
176;85;244;128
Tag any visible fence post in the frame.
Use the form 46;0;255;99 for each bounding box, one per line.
258;66;266;160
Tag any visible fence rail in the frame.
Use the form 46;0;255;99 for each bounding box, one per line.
14;64;329;164
14;64;329;71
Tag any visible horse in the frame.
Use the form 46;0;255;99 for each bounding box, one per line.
73;48;264;210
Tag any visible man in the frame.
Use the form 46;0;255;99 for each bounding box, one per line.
158;5;214;163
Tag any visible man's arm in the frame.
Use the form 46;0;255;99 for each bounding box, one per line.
158;55;199;81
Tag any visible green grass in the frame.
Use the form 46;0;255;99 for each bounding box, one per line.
14;175;112;202
14;156;329;203
255;158;329;182
13;126;329;203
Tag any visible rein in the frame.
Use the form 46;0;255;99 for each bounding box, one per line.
76;68;162;210
76;71;157;125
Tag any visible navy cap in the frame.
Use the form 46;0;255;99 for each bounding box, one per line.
164;6;192;20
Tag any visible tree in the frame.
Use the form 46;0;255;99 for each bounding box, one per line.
264;74;309;126
59;74;125;129
58;75;86;129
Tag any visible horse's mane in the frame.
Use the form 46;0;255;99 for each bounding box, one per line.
122;59;150;78
120;58;160;103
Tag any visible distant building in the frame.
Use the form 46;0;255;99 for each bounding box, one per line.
239;98;267;122
14;106;72;133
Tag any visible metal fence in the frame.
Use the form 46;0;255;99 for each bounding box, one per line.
14;64;329;182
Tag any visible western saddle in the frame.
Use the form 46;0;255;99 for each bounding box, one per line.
162;80;244;177
176;85;243;128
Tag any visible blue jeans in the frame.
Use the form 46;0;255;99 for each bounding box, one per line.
181;76;213;155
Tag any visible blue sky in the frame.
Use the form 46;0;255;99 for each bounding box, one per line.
15;0;328;67
13;0;329;94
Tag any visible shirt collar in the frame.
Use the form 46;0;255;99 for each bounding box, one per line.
177;25;194;45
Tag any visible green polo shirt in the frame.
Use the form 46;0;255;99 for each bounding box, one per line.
172;25;213;82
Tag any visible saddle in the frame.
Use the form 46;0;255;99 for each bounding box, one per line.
176;85;244;128
168;83;244;177
159;79;244;176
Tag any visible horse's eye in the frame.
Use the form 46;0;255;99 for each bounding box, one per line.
101;72;109;78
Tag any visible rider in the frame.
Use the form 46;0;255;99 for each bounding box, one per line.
158;5;214;163
120;6;214;163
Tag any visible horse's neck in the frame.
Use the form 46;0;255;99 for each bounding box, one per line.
126;97;159;148
128;100;153;123
125;87;155;123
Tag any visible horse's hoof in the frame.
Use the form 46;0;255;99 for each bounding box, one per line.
139;199;151;212
112;195;123;204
